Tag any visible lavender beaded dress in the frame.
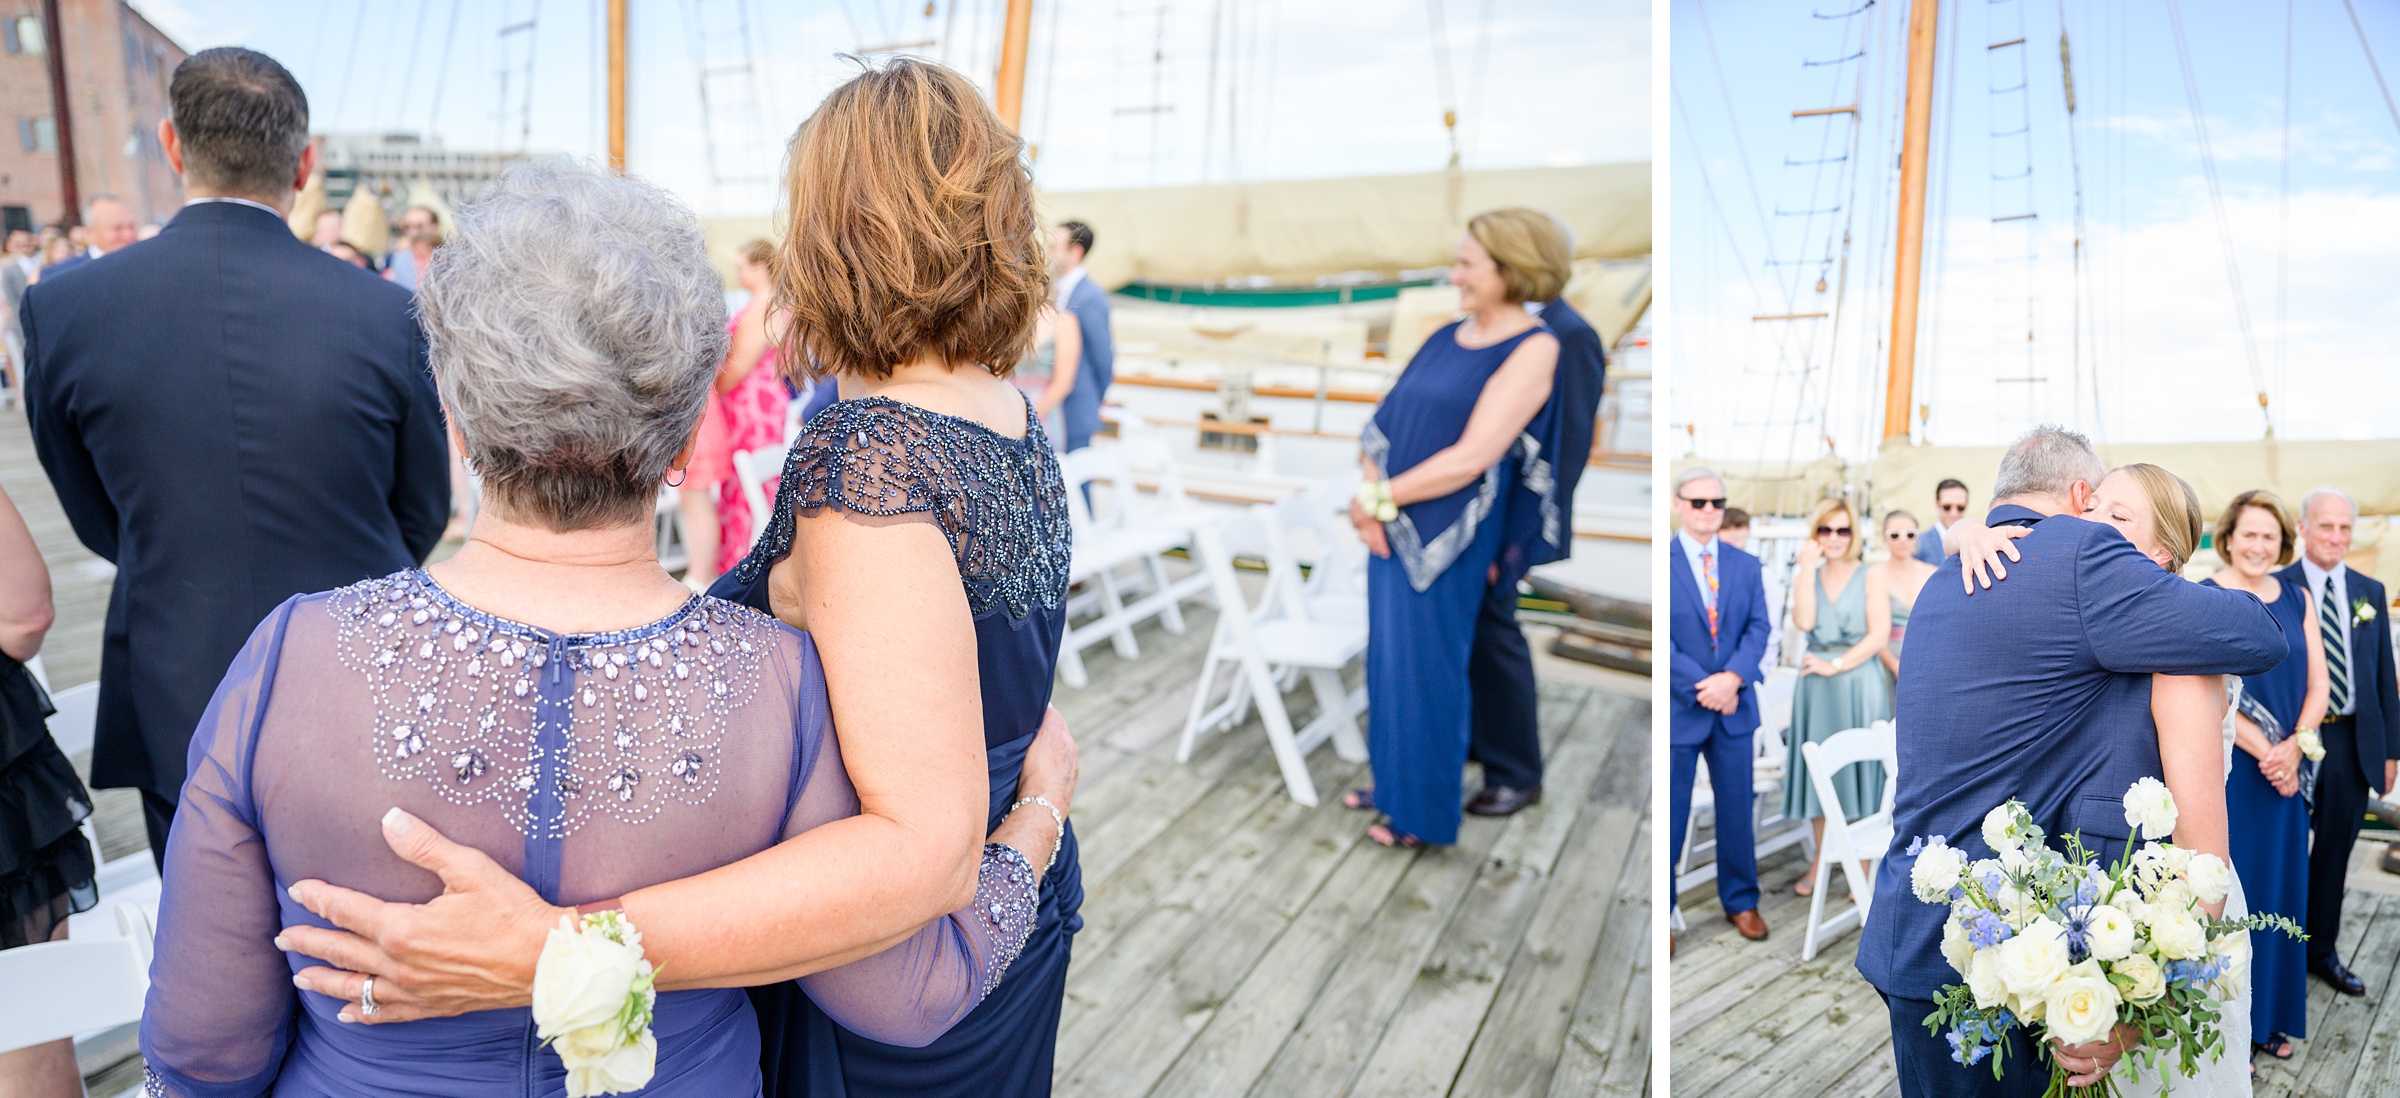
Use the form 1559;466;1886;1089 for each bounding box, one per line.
716;394;1080;1098
138;571;1040;1097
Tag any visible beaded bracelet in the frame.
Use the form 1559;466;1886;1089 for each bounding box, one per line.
1009;794;1065;875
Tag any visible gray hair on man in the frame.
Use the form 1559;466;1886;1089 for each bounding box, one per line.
1675;465;1724;497
2300;485;2358;520
1990;425;2106;504
417;159;730;531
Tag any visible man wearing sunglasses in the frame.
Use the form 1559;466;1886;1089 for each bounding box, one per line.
1667;467;1773;946
1914;478;1971;565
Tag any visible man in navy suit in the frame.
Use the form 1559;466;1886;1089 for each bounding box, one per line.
1914;478;1969;565
1669;467;1773;944
1856;427;2286;1096
23;48;449;867
1048;220;1113;451
1464;288;1606;816
2280;487;2400;998
36;195;139;281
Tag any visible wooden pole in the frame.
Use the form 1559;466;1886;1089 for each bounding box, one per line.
1884;0;1940;441
994;0;1035;130
607;0;627;171
40;0;79;225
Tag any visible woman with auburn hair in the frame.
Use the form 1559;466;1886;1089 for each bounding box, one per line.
1781;496;1890;897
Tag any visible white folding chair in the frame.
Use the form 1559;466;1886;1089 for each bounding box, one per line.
1055;446;1210;687
730;440;793;556
1798;720;1899;961
0;910;149;1054
1177;508;1368;806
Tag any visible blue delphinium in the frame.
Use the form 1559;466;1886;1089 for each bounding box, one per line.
1965;909;2013;950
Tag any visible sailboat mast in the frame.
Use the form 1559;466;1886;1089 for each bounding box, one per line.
995;0;1036;129
607;0;627;171
1883;0;1940;441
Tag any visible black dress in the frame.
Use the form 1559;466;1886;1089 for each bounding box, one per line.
0;656;96;948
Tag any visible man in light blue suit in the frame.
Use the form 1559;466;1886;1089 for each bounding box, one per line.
1857;426;2287;1097
1668;467;1773;947
1049;220;1113;451
1914;477;1970;564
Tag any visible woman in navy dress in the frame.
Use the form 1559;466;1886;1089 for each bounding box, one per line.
1342;209;1569;847
2202;489;2328;1064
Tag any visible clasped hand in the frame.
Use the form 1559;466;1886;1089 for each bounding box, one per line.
1349;497;1392;558
1693;670;1742;714
2051;1024;2136;1087
2260;735;2303;798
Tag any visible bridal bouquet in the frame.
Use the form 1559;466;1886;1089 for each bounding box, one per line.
1908;779;2303;1097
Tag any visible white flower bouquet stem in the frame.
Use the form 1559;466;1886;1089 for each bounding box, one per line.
532;911;660;1097
1909;779;2303;1097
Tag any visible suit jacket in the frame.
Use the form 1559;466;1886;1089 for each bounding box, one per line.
1913;523;1945;565
23;200;449;802
1856;505;2288;1001
2277;561;2400;793
38;253;92;282
1061;273;1113;398
1669;537;1771;746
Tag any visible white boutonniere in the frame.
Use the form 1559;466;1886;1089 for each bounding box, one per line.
2356;598;2379;628
2296;728;2327;763
533;911;659;1097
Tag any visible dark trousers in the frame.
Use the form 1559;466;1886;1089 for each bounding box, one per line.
1466;577;1543;790
1669;726;1759;914
142;788;177;872
2308;716;2370;964
1883;991;2045;1098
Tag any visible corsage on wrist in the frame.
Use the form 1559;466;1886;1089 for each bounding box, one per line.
2296;727;2327;763
1355;479;1399;523
532;910;659;1097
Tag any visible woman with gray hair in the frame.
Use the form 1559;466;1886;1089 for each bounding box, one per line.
138;160;1073;1097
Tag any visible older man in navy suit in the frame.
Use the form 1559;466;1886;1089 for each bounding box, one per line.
2279;487;2400;998
1669;466;1773;945
23;48;449;867
1048;220;1114;451
1857;427;2286;1097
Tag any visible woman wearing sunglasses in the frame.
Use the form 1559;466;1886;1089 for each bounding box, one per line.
1876;510;1938;679
1781;497;1892;897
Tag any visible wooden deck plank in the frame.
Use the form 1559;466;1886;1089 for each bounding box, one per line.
1547;815;1653;1098
2342;892;2400;1096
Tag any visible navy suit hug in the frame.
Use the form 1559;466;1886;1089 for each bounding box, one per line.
1856;506;2287;1098
21;200;450;864
1468;296;1606;791
2276;560;2400;968
1668;535;1771;916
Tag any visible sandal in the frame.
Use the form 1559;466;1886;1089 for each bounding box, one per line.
1367;823;1423;849
1342;788;1376;811
2254;1035;2295;1060
1793;877;1815;898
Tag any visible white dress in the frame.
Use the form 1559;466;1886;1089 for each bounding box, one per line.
2118;675;2251;1097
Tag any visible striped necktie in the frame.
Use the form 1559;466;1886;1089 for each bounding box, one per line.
2321;573;2351;714
1702;545;1719;641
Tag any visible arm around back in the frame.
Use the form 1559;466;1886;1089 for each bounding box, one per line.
2079;525;2288;676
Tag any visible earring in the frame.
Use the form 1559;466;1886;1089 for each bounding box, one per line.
665;469;687;488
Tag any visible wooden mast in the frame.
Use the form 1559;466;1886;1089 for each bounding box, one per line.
994;0;1035;129
607;0;627;171
40;0;79;224
1883;0;1940;441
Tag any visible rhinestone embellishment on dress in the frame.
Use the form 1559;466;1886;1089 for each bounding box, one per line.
332;571;776;838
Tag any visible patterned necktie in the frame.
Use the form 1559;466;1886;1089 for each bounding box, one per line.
2321;573;2351;714
1702;545;1720;641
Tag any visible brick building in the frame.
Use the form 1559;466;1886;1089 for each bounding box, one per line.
1;0;187;234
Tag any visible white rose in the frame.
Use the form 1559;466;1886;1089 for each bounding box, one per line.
1967;949;2009;1009
2083;904;2137;962
2186;853;2232;905
563;1027;657;1098
2296;728;2326;763
1983;805;2021;853
2111;952;2167;1004
1995;916;2071;998
2147;907;2208;960
532;917;642;1040
2123;778;2178;840
2045;961;2125;1048
1942;915;1976;976
1913;841;1967;903
1997;846;2032;874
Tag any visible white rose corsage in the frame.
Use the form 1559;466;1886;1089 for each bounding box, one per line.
2356;598;2379;628
532;911;659;1097
2296;727;2327;763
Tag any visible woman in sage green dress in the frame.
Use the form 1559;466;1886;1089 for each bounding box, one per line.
1783;497;1891;897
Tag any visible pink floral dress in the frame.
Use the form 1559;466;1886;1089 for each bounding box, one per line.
687;313;789;574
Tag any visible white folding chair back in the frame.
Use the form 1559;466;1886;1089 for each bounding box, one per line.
44;680;99;762
1798;719;1899;960
0;933;148;1054
1054;445;1208;687
731;440;793;555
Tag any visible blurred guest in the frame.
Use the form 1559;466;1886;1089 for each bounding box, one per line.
21;47;449;867
2279;487;2397;999
33;235;76;275
0;482;95;1098
1721;507;1785;671
1877;509;1936;677
1048;219;1113;450
1783;497;1889;897
328;240;371;269
2206;490;2324;1061
1465;211;1605;817
1669;468;1772;943
1915;478;1969;564
383;204;443;291
1012;299;1081;446
5;230;36;279
37;195;138;280
310;207;345;248
678;238;792;587
1345;208;1564;848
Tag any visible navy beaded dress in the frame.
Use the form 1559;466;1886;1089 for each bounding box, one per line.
715;393;1080;1098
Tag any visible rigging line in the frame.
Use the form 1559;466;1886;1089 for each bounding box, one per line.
2277;0;2293;416
1464;0;1497;167
428;0;466;132
2057;5;2095;438
1694;0;1787;281
310;3;336;92
394;0;435;132
2163;0;2272;436
1673;88;1769;308
1202;0;1224;181
2339;0;2400;140
940;0;960;64
836;0;869;47
520;0;543;153
1036;0;1067;162
1424;0;1462;168
334;0;372;129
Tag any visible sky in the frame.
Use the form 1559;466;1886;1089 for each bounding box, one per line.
1668;0;2400;465
129;0;1648;217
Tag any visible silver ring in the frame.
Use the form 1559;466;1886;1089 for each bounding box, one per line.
360;977;379;1017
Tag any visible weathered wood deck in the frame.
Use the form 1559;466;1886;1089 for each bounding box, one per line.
1672;819;2400;1097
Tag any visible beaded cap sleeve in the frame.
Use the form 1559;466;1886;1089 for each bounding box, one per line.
735;395;1071;621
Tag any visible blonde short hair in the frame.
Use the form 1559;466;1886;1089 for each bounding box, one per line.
2214;488;2297;568
1466;208;1572;305
1806;498;1863;561
2112;464;2205;573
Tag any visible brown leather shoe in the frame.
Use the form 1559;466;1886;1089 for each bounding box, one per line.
1465;784;1542;816
1726;909;1769;940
